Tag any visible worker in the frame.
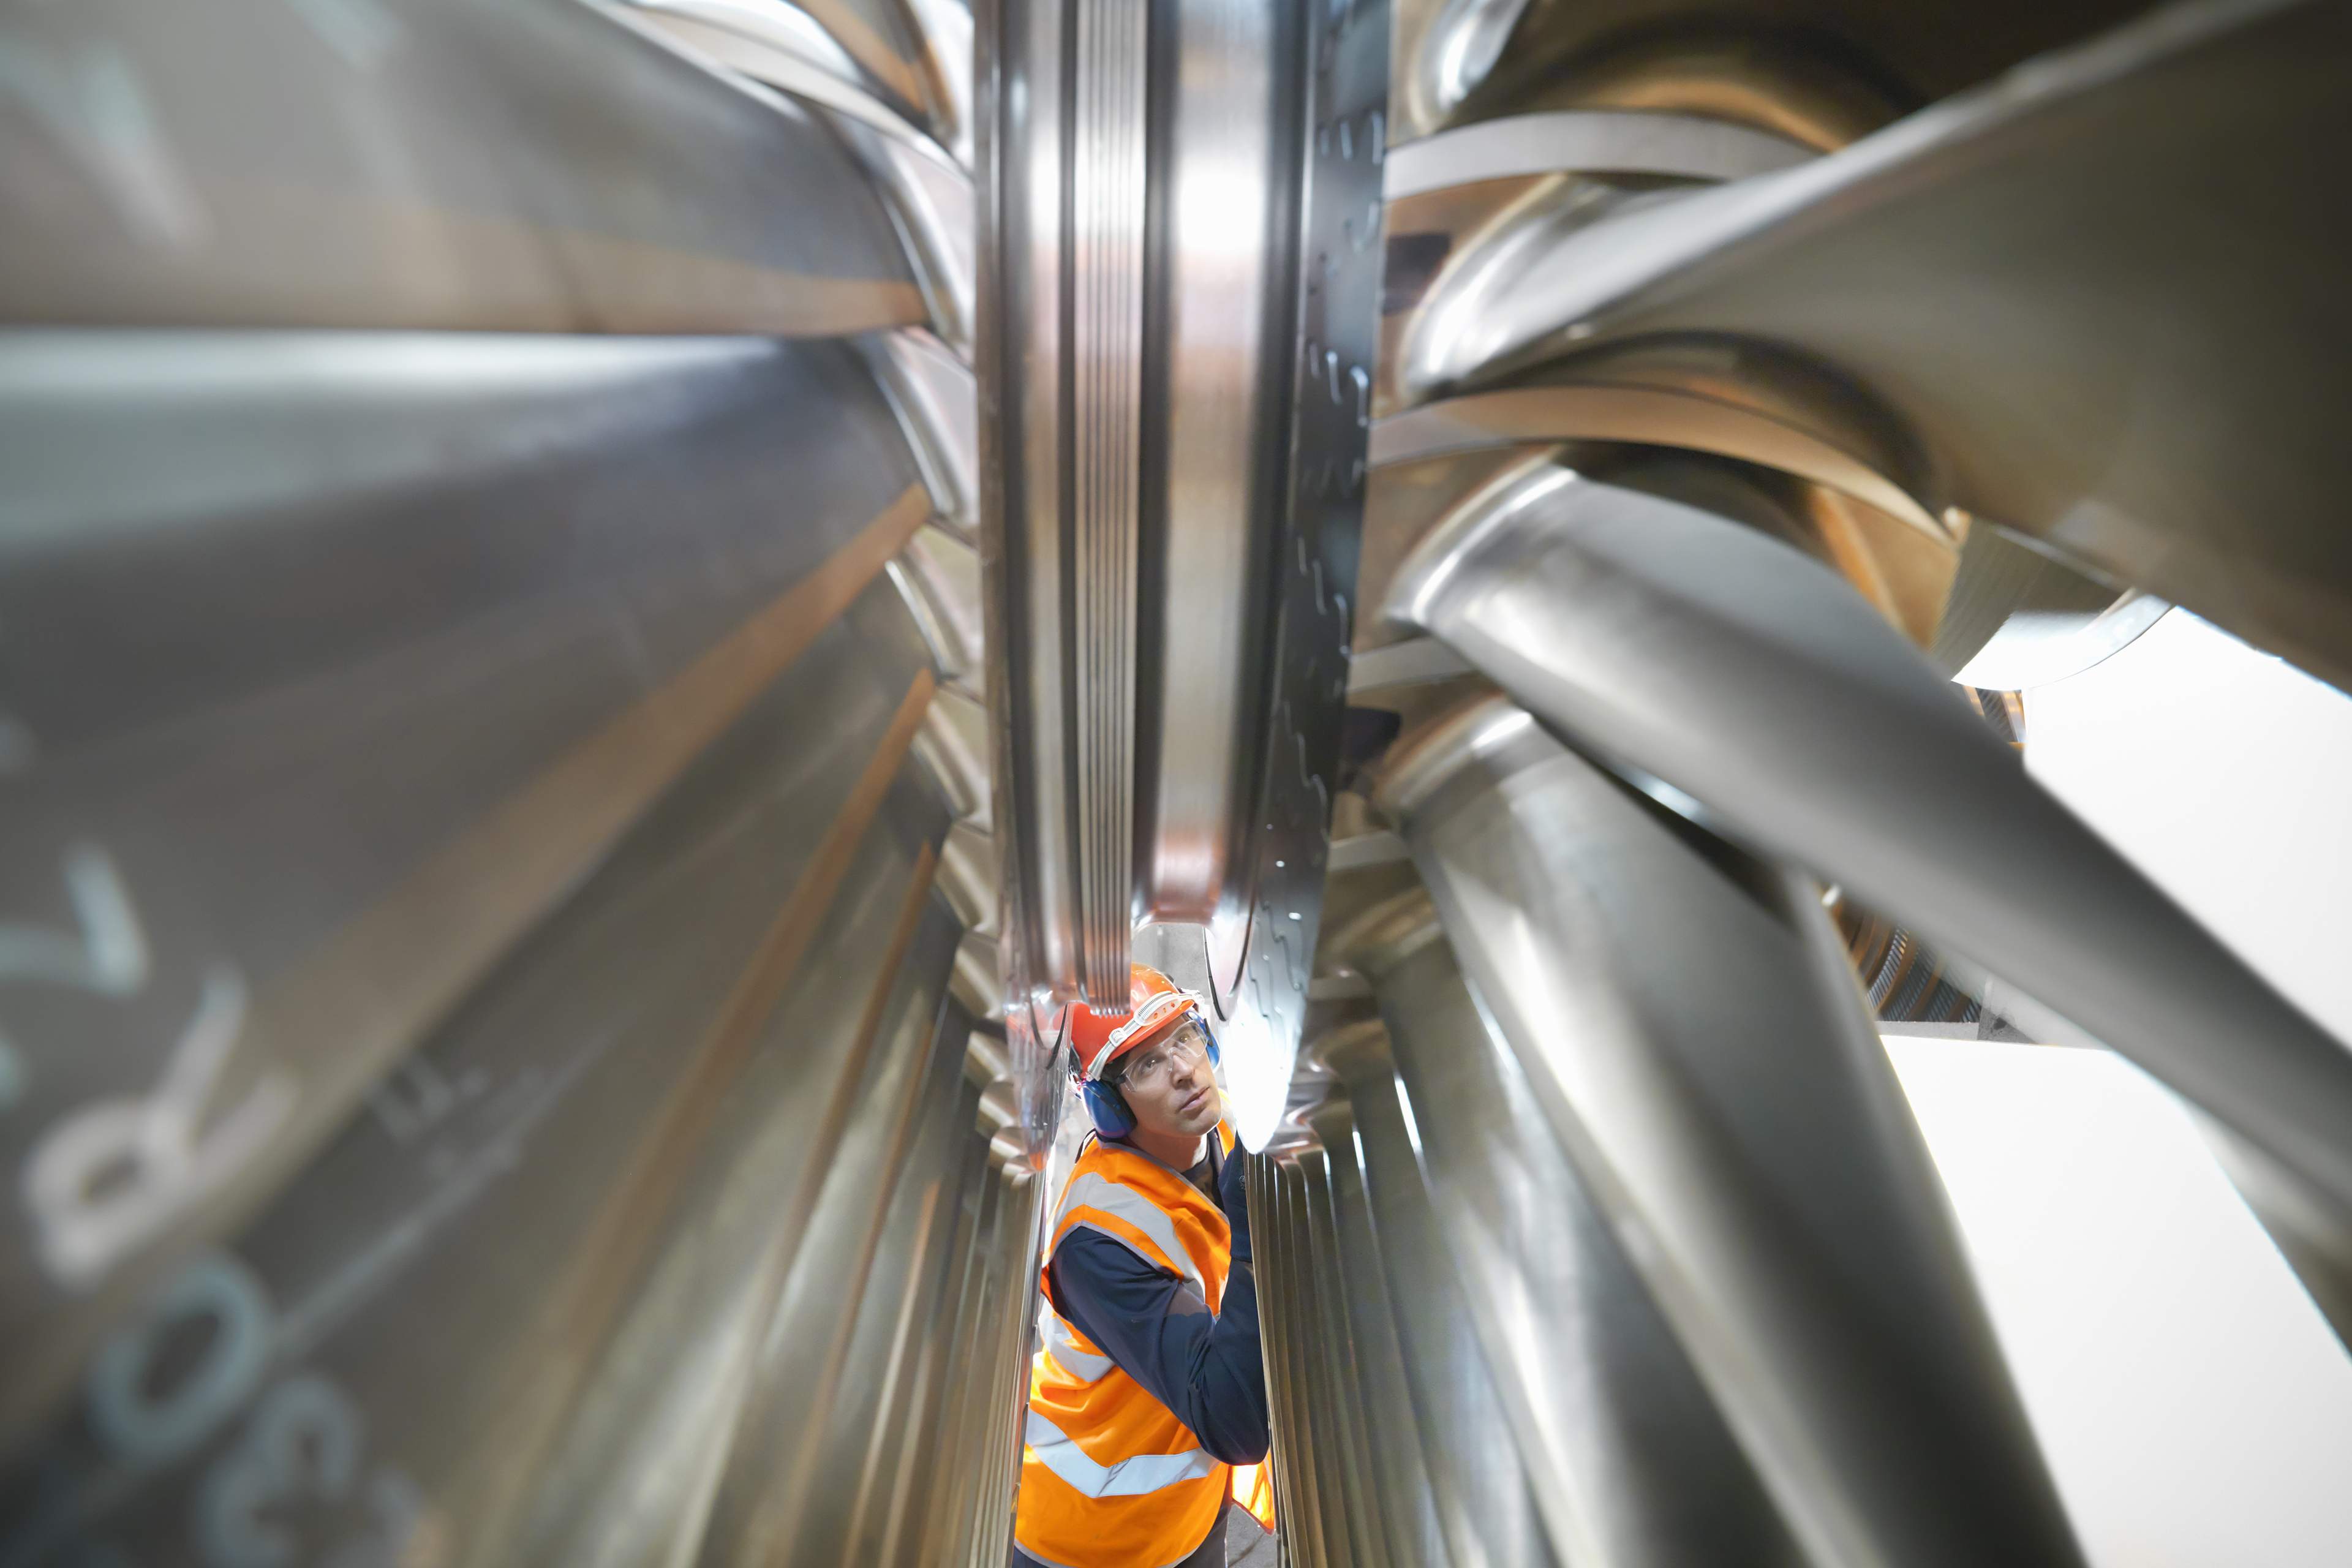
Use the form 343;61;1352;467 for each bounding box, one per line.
1012;963;1272;1568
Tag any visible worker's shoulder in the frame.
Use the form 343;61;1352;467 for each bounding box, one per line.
1049;1219;1183;1296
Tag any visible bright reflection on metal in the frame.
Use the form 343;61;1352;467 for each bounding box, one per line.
1951;594;2169;689
2029;611;2352;1047
636;0;865;80
864;330;980;540
1389;1074;1426;1163
1218;1006;1292;1155
1408;0;1533;132
0;331;785;544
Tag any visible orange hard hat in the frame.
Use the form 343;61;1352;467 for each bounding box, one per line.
1067;963;1208;1082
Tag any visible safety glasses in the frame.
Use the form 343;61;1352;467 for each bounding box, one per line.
1109;1019;1213;1093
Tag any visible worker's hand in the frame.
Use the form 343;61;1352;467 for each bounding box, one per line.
1219;1144;1251;1265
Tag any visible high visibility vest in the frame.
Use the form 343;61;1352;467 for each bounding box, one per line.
1014;1126;1241;1567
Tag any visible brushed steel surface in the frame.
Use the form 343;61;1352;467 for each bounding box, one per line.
1386;0;2148;144
1370;383;1944;541
23;0;2348;1561
1333;892;1796;1568
622;0;977;348
899;0;979;167
962;1162;1043;1562
918;686;993;829
1345;639;1473;697
980;0;1387;1145
1245;1160;1308;1566
1317;1027;1562;1568
0;606;962;1561
505;827;959;1568
1374;695;2083;1568
914;1151;1005;1565
1138;0;1283;930
1282;1156;1340;1568
866;330;982;542
0;330;934;1447
1358;442;1956;676
1302;1084;1453;1568
1374;106;1831;424
693;973;970;1566
858;1125;998;1563
1065;0;1150;1004
0;0;1050;1555
1296;1150;1383;1568
0;0;921;333
626;0;956;156
981;0;1080;1003
797;0;961;143
893;524;989;698
910;1155;999;1566
1251;1156;1316;1568
1383;108;1811;198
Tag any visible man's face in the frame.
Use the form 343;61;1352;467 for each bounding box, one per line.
1110;1017;1222;1142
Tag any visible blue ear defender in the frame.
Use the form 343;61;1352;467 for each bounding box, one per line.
1084;1077;1136;1138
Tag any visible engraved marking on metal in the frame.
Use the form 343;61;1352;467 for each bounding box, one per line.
85;1252;273;1469
26;964;290;1291
0;488;934;1447
0;845;146;995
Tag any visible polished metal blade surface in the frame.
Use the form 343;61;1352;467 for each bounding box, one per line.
1394;0;2352;692
1392;461;2352;1194
1332;896;1802;1568
1374;694;2084;1568
1387;470;2352;1265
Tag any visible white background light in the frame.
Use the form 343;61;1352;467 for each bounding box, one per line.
2025;612;2352;1042
1888;1036;2352;1567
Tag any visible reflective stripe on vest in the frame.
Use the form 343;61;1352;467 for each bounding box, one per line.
1024;1409;1218;1499
1044;1313;1113;1383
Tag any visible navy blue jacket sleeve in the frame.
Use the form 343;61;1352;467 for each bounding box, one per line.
1044;1155;1268;1464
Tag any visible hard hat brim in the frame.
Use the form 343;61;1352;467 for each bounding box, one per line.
1084;988;1205;1080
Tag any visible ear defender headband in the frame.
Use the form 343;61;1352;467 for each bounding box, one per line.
1077;1014;1222;1139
